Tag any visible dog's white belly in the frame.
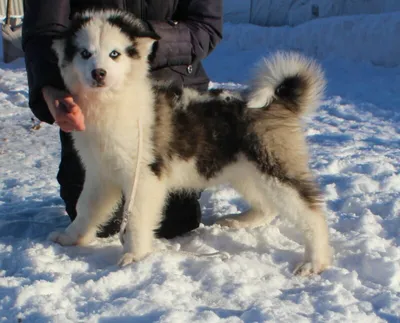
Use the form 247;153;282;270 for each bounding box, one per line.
165;155;267;193
166;157;235;191
166;158;205;190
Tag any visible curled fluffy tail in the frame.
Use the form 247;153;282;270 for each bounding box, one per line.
247;52;326;116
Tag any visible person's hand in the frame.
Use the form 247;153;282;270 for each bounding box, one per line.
42;86;85;132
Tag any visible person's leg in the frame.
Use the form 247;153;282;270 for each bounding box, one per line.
57;131;201;239
155;191;202;239
57;130;84;222
98;192;202;239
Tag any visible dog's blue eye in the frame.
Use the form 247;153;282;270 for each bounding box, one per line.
80;49;92;59
110;50;121;59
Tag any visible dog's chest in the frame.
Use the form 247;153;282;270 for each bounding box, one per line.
72;121;139;176
70;94;155;183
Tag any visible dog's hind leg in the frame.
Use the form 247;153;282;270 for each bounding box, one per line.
264;179;332;275
49;173;121;246
118;171;167;266
216;176;278;229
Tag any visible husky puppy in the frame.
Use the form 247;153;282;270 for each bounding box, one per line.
49;9;331;275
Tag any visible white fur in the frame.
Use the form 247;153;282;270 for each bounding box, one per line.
50;11;331;275
214;156;331;274
174;88;240;110
247;51;326;113
50;11;159;262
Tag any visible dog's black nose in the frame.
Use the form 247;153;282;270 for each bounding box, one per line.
91;69;107;82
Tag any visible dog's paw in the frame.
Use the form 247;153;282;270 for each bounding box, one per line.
216;210;268;229
293;262;314;276
118;253;137;267
293;261;329;276
48;231;78;246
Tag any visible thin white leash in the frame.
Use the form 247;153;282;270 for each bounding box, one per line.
160;246;230;260
117;118;230;260
119;119;143;244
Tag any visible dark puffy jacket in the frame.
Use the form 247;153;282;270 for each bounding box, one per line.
22;0;223;124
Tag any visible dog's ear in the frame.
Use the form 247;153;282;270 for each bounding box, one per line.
136;31;160;57
52;38;66;63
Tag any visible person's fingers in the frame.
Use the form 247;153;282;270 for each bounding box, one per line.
60;99;85;130
57;120;75;133
62;108;85;131
42;87;85;131
74;112;86;131
55;100;86;131
60;97;79;113
55;113;85;132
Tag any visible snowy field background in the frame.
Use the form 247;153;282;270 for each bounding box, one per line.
1;11;400;323
223;0;400;27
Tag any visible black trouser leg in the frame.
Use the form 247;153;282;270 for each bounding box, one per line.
57;131;202;239
57;130;84;222
155;191;202;239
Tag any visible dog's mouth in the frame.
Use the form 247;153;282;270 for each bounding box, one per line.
91;81;106;88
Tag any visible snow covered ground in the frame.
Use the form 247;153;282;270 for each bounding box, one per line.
1;19;400;323
221;13;400;68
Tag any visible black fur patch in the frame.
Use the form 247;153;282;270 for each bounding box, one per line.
242;131;283;175
126;45;140;58
149;156;164;178
164;85;183;103
107;15;160;59
289;178;322;207
275;75;307;112
107;15;160;42
209;89;224;96
169;94;246;179
151;86;247;179
63;16;92;62
154;83;183;108
243;132;321;206
155;83;183;95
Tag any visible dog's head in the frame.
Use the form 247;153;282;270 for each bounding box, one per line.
53;10;160;94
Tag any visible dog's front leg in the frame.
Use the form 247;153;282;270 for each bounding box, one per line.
49;172;121;246
118;172;167;266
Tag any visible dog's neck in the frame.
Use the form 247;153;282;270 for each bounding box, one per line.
71;74;155;124
67;76;155;156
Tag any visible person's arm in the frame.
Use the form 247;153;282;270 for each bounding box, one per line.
147;0;223;69
22;0;71;124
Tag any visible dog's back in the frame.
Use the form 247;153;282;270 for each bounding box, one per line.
151;53;325;206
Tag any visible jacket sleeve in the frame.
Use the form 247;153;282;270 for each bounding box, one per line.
147;0;223;69
22;0;71;124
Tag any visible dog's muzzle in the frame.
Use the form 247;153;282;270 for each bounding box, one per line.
91;68;107;87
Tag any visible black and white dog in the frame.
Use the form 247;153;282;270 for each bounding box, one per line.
49;9;331;275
